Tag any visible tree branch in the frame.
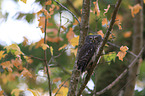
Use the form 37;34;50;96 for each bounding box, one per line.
77;0;122;95
67;0;91;96
95;47;144;95
54;78;70;96
66;0;81;16
107;42;138;57
28;55;44;61
44;0;51;96
53;0;80;26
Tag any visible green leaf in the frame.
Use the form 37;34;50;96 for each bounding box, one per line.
103;52;116;64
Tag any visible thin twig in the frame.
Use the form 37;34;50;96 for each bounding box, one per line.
77;0;122;95
54;78;70;96
107;42;137;57
53;0;80;27
95;47;144;95
28;55;44;61
54;48;67;59
44;0;52;96
66;0;81;16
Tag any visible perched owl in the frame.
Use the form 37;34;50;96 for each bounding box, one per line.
77;35;102;72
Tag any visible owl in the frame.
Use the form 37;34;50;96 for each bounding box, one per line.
77;35;102;72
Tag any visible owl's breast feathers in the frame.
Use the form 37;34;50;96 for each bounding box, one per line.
77;43;96;72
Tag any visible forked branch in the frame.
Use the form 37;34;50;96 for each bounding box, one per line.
95;47;144;95
77;0;122;95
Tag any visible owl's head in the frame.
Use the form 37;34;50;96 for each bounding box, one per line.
85;35;102;44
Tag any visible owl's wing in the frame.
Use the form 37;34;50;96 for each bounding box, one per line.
77;43;95;72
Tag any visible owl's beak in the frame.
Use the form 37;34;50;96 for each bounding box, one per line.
92;39;94;42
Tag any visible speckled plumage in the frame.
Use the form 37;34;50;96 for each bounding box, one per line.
77;35;102;72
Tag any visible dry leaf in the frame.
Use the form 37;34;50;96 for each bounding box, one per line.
115;15;123;30
97;30;104;38
21;68;33;78
1;61;13;72
22;37;28;46
0;90;4;96
53;77;61;82
93;0;100;16
123;31;132;38
45;0;52;5
38;17;52;33
66;28;75;42
103;5;110;16
73;17;81;25
35;39;44;48
102;18;108;26
11;58;23;70
58;44;67;51
47;37;63;43
120;46;129;52
129;4;142;17
117;46;129;61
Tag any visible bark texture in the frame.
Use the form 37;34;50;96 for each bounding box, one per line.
67;0;91;96
124;0;143;95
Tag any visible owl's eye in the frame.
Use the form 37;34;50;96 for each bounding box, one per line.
89;38;93;40
95;37;98;40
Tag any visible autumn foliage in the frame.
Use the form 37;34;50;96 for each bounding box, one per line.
0;0;144;96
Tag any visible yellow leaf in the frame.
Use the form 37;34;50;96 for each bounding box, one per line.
58;44;67;51
123;31;132;38
0;51;7;60
103;5;110;16
1;61;13;72
102;18;108;26
41;43;49;50
27;89;40;96
53;87;68;96
71;48;78;56
70;36;79;47
11;89;23;96
97;30;104;38
129;4;142;17
4;44;22;56
20;0;27;4
50;46;53;56
144;0;145;3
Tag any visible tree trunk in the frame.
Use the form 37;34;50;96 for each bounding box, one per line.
67;0;91;96
124;0;143;96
